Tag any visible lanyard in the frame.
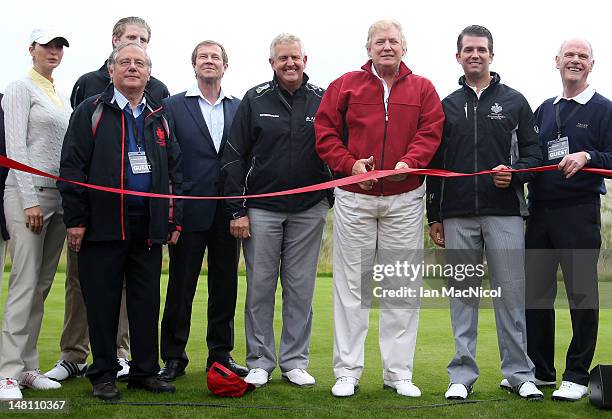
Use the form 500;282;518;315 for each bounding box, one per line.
555;101;582;139
132;118;143;152
125;109;144;152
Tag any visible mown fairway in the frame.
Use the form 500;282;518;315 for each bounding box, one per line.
1;271;611;418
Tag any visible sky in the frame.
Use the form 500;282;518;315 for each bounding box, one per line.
2;0;610;110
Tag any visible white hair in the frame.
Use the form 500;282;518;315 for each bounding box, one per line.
269;33;305;60
365;19;407;53
557;38;594;59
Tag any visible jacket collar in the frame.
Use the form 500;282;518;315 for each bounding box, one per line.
98;83;162;117
459;71;501;89
361;60;412;79
271;72;310;93
99;61;110;79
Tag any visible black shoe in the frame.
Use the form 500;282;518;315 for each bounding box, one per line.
207;356;249;377
128;376;176;393
158;359;186;382
92;381;120;401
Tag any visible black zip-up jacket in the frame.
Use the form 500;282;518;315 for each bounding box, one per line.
221;74;331;218
426;73;542;223
59;84;182;244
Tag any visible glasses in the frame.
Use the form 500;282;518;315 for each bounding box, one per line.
116;58;148;69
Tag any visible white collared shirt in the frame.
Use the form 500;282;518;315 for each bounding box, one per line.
371;63;390;113
185;85;231;152
113;88;146;117
553;85;596;105
467;83;490;100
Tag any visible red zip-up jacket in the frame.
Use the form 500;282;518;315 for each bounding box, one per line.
315;60;444;196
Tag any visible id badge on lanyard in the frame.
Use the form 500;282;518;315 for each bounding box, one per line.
551;100;581;161
128;151;152;174
547;137;569;160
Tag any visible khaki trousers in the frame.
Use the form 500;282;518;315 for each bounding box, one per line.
0;240;6;302
0;186;66;378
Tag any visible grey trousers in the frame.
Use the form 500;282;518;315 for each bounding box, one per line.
443;216;535;387
243;200;328;373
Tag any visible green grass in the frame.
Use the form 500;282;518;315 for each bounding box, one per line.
1;272;612;418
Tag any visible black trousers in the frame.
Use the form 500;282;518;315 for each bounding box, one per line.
525;202;600;386
79;217;161;385
160;205;239;364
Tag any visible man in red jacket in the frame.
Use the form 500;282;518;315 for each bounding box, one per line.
315;19;444;398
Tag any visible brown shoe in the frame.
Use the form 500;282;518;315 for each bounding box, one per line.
92;381;120;401
128;376;176;393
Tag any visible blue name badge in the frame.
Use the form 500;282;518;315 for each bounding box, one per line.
128;151;152;174
547;136;570;160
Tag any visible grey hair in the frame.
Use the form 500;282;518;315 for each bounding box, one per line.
366;19;407;53
557;38;594;59
269;33;304;60
107;42;152;70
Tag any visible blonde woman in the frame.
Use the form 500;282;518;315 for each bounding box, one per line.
0;29;71;400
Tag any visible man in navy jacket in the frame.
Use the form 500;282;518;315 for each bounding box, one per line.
525;38;612;402
158;40;247;381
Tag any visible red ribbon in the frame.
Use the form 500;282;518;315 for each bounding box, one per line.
1;155;609;200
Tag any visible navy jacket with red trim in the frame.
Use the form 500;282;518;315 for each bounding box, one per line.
59;84;183;244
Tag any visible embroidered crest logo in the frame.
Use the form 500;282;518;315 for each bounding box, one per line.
156;127;166;147
487;103;505;120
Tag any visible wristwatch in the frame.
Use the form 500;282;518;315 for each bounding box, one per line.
585;151;592;165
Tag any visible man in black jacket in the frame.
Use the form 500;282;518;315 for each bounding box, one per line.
70;16;169;108
426;25;543;401
221;33;330;388
47;16;170;384
59;43;181;400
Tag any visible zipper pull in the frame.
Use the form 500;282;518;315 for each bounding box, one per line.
385;98;389;121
